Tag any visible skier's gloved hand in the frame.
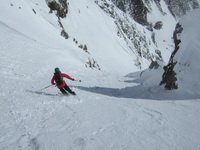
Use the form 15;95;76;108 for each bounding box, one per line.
73;79;81;82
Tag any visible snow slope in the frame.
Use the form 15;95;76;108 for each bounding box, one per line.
0;0;200;150
147;0;177;61
61;0;141;74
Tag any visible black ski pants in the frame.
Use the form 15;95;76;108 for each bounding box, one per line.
59;85;76;95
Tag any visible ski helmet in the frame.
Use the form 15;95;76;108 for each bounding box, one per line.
55;68;60;73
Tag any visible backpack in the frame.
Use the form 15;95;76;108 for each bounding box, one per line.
54;72;64;85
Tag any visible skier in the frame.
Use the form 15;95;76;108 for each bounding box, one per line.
51;68;76;95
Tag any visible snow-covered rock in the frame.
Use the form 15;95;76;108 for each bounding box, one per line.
161;9;200;92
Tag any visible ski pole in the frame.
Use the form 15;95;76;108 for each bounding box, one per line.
37;84;54;92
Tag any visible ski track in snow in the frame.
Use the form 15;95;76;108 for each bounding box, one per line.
1;70;200;150
1;53;200;150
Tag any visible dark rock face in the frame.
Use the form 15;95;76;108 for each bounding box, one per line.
112;0;148;25
154;21;163;30
149;61;160;69
46;0;69;39
128;0;148;25
47;0;68;18
111;0;199;25
164;0;199;17
160;23;183;90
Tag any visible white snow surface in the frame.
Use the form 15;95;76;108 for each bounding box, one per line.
0;0;200;150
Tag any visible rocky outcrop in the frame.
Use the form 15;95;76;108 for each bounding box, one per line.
46;0;69;39
164;0;199;18
111;0;199;25
160;23;183;89
95;0;163;69
111;0;148;25
46;0;68;18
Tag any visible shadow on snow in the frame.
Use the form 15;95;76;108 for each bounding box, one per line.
76;84;200;101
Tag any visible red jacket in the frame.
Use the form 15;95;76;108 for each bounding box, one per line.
51;73;74;88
